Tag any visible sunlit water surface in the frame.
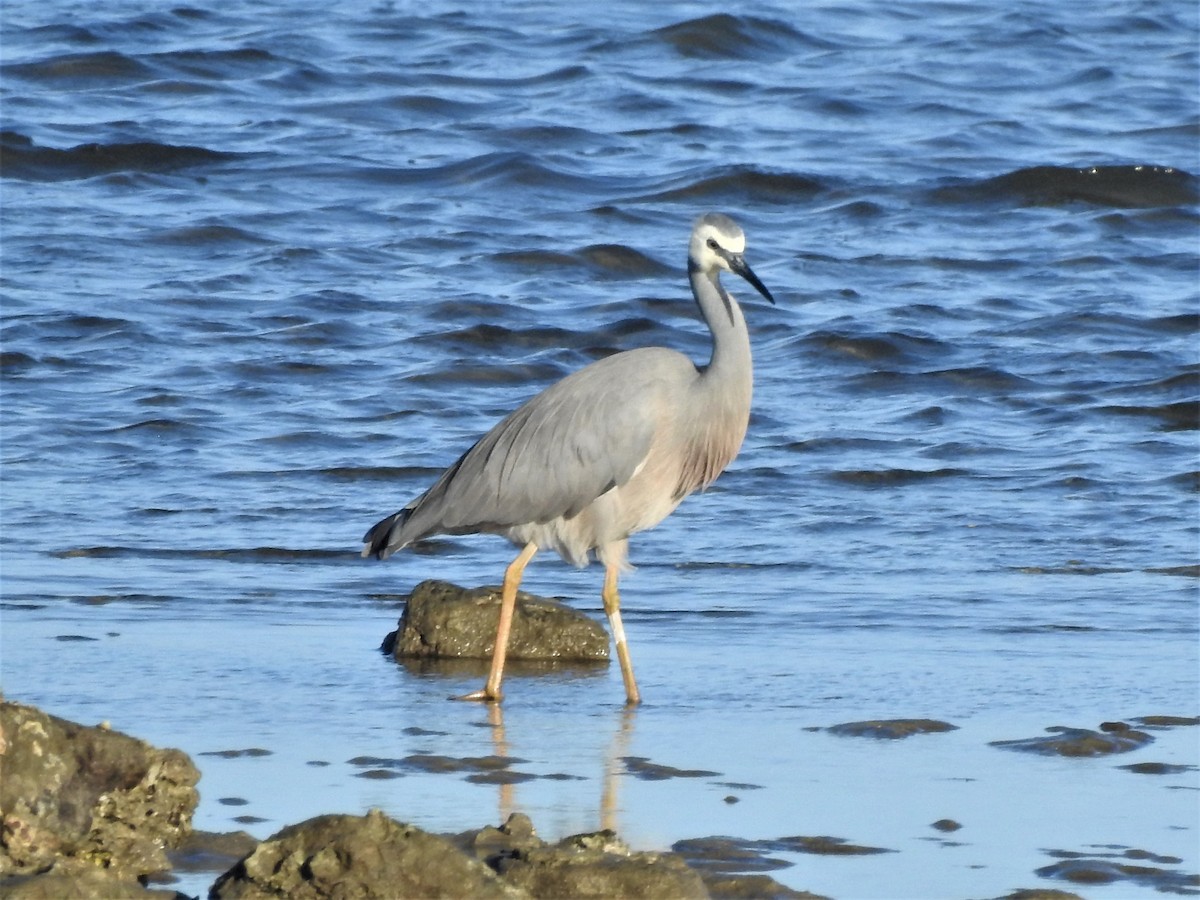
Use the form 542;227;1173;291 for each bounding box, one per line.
2;1;1198;897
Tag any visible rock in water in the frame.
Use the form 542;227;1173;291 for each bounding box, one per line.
387;579;609;661
495;829;709;899
0;700;199;893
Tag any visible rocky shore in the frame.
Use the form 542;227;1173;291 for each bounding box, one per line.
2;586;1195;898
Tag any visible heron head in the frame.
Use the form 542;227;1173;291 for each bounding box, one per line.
690;212;775;305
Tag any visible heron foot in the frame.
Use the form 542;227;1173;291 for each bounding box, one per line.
452;688;502;703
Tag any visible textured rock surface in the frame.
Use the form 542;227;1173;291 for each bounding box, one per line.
210;808;522;899
990;722;1155;757
492;826;709;899
826;719;959;739
388;579;609;661
0;700;199;888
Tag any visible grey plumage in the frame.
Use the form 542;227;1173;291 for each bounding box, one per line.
363;212;775;704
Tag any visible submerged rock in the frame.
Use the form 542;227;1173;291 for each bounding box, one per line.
990;722;1154;757
827;719;958;739
385;579;609;661
0;700;199;893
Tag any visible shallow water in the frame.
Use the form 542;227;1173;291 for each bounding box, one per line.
2;0;1198;897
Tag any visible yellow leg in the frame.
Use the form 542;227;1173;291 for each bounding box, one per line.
456;542;537;703
603;563;641;706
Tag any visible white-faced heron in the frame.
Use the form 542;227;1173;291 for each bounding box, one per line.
363;212;775;704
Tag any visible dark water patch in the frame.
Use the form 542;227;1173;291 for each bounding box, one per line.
150;46;284;81
827;468;969;488
991;722;1154;757
1144;565;1200;578
670;836;793;873
349;753;526;777
490;249;581;270
1036;846;1197;893
216;797;249;806
465;770;539;785
106;417;200;434
415;322;582;354
147;224;269;246
634;166;824;206
1118;762;1196;775
1095;400;1199;432
650;13;831;60
54;593;177;607
936;165;1200;208
406;361;566;386
200;748;273;759
576;244;672;277
1;50;155;85
53;546;350;564
931;819;962;833
623;756;721;781
231;815;268;825
349;151;605;196
995;624;1099;635
16;23;102;48
1014;563;1134;576
827;719;958;739
54;634;99;642
0;132;238;181
1131;715;1200;728
319;465;441;482
0;351;37;373
674;834;893;872
354;769;404;780
168;829;259;876
806;329;952;364
848;366;1033;395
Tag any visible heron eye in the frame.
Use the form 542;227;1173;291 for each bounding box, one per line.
706;238;719;250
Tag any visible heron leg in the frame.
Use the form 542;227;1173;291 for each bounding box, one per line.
602;563;641;706
456;542;537;703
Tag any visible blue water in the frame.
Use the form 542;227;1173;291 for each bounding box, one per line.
2;1;1198;897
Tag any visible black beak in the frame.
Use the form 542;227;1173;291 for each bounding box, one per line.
728;254;776;305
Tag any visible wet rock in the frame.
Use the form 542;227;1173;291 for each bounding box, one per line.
1035;848;1199;893
700;873;827;899
827;719;958;739
931;819;961;832
0;700;199;890
210;808;520;899
386;579;609;661
0;865;183;899
496;829;709;899
990;722;1154;757
993;890;1085;900
1117;761;1195;775
1131;715;1200;728
458;812;543;863
623;756;721;780
674;834;892;870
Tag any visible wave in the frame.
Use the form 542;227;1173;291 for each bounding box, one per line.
936;164;1199;208
0;131;238;182
650;13;840;60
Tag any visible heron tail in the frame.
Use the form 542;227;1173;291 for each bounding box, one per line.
361;508;413;560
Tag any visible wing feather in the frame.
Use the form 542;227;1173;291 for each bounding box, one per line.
392;348;692;545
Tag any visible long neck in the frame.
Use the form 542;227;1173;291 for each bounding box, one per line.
689;257;752;381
